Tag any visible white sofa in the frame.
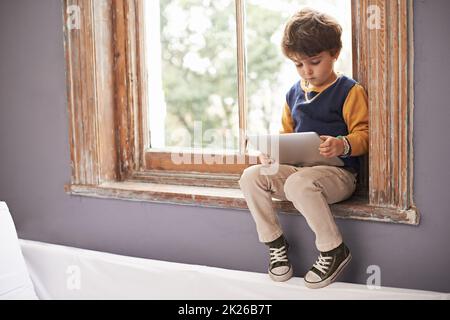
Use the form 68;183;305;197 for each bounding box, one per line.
0;202;38;299
1;201;449;300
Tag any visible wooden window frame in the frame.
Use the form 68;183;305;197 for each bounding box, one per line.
63;0;419;225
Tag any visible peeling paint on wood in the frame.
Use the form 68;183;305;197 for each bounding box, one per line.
66;182;419;225
352;0;417;219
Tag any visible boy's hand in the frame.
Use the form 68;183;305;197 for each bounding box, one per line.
258;152;275;165
319;135;345;158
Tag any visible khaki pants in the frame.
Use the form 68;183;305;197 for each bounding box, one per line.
239;164;357;252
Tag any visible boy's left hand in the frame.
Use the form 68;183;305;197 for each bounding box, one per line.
319;135;345;158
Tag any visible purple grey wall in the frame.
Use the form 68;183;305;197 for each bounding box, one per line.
0;0;449;293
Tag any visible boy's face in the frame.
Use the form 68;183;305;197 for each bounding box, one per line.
290;50;339;87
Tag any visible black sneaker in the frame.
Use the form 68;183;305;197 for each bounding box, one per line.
267;238;293;282
304;242;351;289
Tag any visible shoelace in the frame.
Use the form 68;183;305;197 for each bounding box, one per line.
269;245;288;266
312;254;333;274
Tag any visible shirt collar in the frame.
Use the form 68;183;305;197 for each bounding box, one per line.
300;73;343;93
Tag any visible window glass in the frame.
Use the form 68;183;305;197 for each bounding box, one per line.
145;0;239;153
144;0;352;150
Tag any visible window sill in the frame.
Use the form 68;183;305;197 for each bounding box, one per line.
65;181;419;225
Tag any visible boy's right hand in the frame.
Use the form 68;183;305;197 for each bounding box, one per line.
258;152;275;165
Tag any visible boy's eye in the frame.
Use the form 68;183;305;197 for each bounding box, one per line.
295;61;320;67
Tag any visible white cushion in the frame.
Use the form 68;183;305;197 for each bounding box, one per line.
0;201;38;300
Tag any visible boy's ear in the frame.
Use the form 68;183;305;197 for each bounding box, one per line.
331;49;341;60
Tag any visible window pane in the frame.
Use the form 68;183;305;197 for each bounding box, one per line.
245;0;353;135
144;0;239;153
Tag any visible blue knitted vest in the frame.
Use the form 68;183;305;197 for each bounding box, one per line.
286;75;360;172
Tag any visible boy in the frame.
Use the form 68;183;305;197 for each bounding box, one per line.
239;8;368;289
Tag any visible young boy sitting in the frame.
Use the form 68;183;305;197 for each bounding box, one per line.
239;8;369;289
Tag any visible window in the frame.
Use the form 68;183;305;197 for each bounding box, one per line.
141;0;352;175
63;0;418;225
144;0;352;148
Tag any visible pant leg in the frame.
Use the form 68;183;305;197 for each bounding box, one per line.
239;164;298;243
283;165;357;252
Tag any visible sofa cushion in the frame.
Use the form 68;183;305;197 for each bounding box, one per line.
0;201;38;300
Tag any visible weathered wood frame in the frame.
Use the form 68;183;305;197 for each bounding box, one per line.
63;0;419;225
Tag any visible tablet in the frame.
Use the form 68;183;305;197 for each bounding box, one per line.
246;132;344;167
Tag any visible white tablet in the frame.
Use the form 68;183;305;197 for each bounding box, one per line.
246;132;344;167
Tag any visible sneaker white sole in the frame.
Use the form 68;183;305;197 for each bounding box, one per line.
304;253;352;289
268;265;293;282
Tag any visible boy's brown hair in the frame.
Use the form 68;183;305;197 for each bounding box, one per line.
281;8;342;59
